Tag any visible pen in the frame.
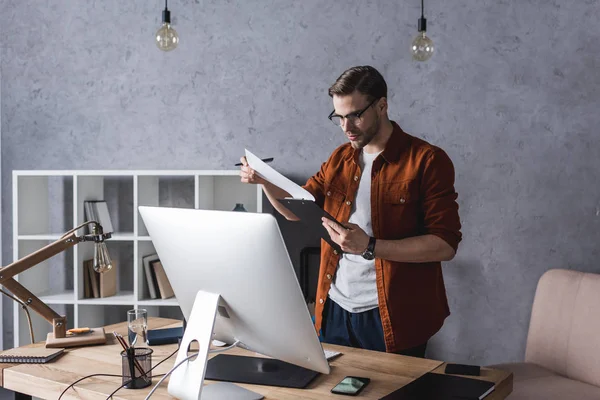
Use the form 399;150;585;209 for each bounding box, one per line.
235;157;274;166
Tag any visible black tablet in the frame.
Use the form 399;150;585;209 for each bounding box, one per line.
279;198;344;254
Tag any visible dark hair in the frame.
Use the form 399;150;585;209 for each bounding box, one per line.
328;66;387;100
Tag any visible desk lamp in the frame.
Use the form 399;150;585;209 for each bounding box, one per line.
0;221;112;348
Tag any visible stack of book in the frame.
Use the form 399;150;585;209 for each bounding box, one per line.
142;254;174;299
83;259;117;298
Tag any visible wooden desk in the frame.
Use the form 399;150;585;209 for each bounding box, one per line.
0;318;512;399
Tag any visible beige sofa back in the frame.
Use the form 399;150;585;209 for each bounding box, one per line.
525;268;600;387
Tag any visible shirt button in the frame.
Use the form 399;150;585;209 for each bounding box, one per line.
354;175;359;181
319;298;324;304
346;200;352;206
400;198;406;204
326;191;331;196
333;250;339;255
326;274;332;280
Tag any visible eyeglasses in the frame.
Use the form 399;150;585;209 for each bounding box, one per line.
328;98;379;127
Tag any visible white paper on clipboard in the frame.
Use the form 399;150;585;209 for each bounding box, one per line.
245;149;315;201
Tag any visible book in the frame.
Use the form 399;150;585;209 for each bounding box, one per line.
99;259;117;298
84;200;114;234
379;372;495;400
83;258;92;299
142;253;160;299
147;326;184;345
84;258;117;298
0;347;64;364
85;259;100;298
151;260;175;299
246;149;344;253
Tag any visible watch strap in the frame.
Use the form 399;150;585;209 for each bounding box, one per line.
367;236;376;254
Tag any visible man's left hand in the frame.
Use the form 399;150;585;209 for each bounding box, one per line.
321;218;369;255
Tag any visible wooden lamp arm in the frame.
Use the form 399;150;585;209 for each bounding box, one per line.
0;232;79;281
0;221;111;341
0;231;80;339
1;278;67;338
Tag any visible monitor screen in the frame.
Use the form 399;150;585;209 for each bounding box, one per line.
138;206;330;375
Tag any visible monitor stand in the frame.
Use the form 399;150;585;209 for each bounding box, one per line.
167;290;263;400
205;353;320;388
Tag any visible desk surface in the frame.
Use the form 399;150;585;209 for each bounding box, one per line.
0;318;512;399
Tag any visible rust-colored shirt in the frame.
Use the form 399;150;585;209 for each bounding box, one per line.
303;121;462;352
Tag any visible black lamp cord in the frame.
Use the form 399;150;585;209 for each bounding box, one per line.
162;0;171;24
418;0;427;32
0;288;35;343
57;346;180;400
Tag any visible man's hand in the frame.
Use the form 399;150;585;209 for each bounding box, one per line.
239;156;266;185
322;218;370;255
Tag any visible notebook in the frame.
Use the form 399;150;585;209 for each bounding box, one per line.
0;347;65;364
380;372;495;400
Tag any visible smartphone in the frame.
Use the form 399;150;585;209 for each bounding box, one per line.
331;376;371;396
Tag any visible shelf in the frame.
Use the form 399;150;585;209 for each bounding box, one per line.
17;232;136;241
138;298;179;307
107;232;135;241
77;291;135;305
18;234;64;241
39;291;76;304
12;170;263;348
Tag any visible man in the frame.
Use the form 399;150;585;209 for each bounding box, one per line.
240;66;461;357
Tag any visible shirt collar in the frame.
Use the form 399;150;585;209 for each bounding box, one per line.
347;121;411;165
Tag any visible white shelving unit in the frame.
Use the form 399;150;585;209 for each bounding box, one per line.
11;170;263;347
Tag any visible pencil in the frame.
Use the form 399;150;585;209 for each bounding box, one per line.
234;157;273;166
113;332;147;379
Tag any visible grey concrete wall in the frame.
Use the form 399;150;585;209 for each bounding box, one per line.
1;0;600;365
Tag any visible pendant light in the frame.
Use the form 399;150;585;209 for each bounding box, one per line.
156;0;179;51
411;0;434;61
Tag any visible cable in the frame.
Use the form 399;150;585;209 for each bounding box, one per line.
58;347;179;400
0;288;35;343
106;374;167;400
58;373;123;400
144;353;198;400
60;220;98;239
144;340;240;400
104;346;179;400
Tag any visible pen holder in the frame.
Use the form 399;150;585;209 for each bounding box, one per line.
120;347;153;389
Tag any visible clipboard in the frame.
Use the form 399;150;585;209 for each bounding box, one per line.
279;198;344;254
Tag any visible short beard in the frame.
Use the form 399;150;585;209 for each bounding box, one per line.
351;115;380;149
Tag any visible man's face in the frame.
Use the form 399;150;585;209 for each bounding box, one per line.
331;93;381;150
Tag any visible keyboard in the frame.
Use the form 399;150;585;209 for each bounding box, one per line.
324;349;342;361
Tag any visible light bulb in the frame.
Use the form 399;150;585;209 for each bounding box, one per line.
411;31;434;62
93;242;113;273
156;23;179;51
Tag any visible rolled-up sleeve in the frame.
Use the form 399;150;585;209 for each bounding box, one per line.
420;149;462;251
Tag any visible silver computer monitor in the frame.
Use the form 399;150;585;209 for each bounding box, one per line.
138;206;330;376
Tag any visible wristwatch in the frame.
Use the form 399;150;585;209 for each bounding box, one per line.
361;236;376;260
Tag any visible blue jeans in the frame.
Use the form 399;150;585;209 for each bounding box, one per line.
320;297;427;357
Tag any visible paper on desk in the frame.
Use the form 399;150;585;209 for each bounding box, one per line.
245;149;315;201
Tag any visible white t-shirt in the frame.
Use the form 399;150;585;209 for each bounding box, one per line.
328;150;381;313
